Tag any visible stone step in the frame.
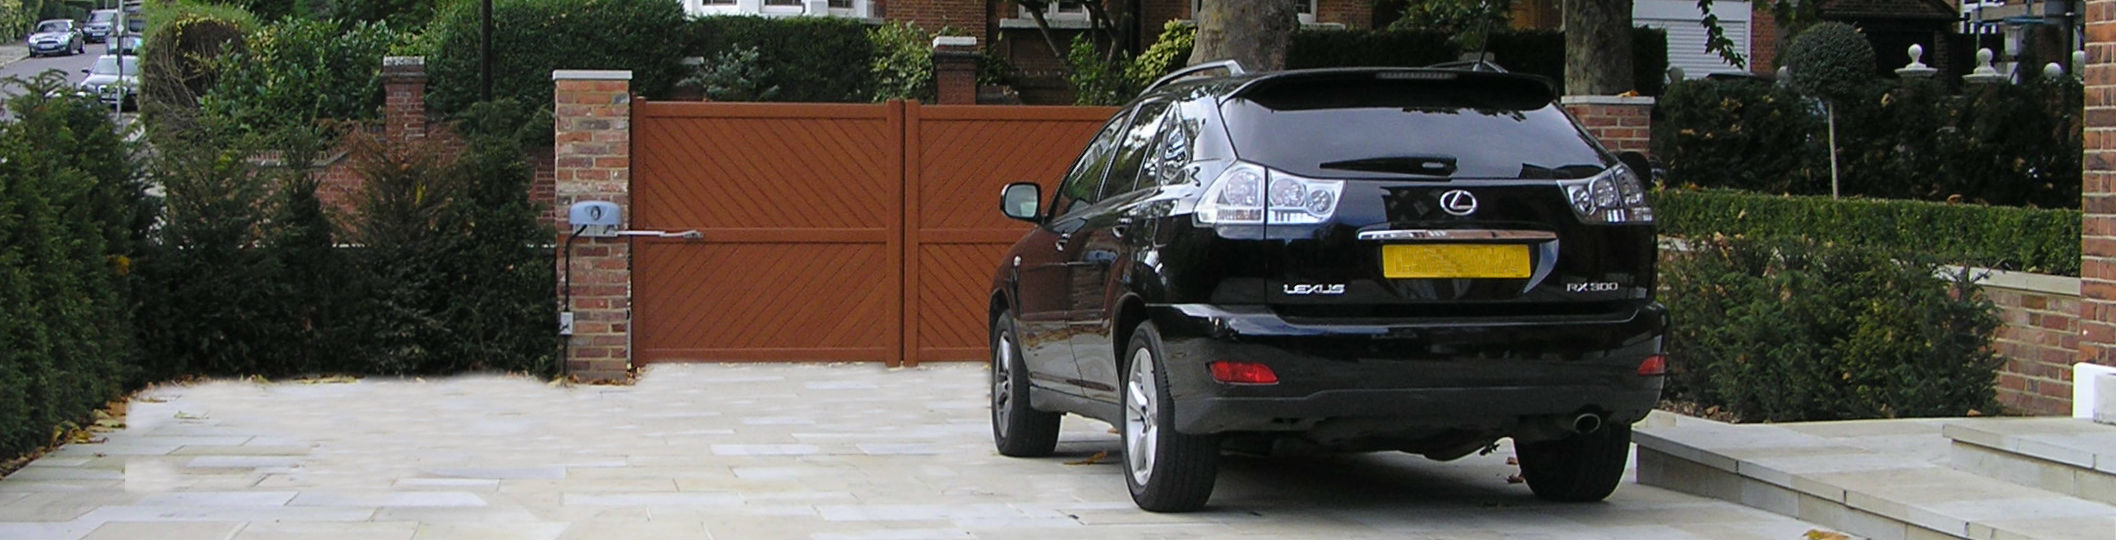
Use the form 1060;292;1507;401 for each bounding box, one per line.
1634;413;2116;540
1943;417;2116;506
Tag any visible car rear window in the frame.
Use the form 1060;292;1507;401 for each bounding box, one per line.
1220;74;1612;180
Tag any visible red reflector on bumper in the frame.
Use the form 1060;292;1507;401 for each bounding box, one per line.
1209;361;1279;385
1638;355;1667;376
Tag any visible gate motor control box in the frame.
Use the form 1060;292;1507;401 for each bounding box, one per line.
569;200;622;238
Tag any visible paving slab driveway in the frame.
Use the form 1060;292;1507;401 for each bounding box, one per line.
0;363;1835;540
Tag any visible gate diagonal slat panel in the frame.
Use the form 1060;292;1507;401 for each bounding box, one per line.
907;106;1116;363
633;101;1115;365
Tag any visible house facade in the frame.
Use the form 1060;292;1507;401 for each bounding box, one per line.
678;1;1381;102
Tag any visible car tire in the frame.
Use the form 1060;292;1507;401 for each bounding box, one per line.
1122;321;1218;513
990;313;1060;457
1516;422;1632;502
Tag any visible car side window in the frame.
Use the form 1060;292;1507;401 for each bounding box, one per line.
1099;100;1173;200
1048;112;1130;220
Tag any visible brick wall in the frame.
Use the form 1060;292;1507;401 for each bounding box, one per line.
553;71;635;383
2081;0;2116;377
1749;2;1779;76
1986;279;2084;415
530;145;558;227
1561;96;1654;156
1315;0;1371;28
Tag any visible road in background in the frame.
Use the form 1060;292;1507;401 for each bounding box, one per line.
0;43;102;97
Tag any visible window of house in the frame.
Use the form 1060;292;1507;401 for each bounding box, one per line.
688;0;863;18
1018;1;1093;20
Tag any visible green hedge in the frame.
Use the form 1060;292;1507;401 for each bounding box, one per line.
1663;236;2001;421
683;15;877;103
427;0;687;115
0;77;150;460
200;19;401;136
1652;189;2081;276
137;107;557;378
1289;28;1668;96
1653;76;2082;208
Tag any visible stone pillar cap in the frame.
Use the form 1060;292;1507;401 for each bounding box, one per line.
932;36;977;48
553;70;634;81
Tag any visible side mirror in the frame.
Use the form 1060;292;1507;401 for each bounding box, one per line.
1616;151;1656;183
1000;182;1042;223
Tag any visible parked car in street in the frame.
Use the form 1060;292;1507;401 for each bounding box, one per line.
77;55;138;109
986;62;1666;512
108;35;141;55
26;19;84;57
83;9;116;43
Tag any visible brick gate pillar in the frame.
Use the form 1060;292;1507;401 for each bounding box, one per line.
382;57;427;142
932;36;979;105
1561;96;1654;156
2079;0;2116;418
554;70;634;382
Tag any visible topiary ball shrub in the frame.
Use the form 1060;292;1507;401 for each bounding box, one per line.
1783;22;1874;103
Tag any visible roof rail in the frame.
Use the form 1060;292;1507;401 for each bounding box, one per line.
1141;60;1246;96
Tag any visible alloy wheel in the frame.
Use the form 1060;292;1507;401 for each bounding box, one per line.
1124;348;1158;486
991;333;1014;437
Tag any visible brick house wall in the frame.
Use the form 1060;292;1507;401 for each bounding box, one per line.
878;0;990;34
2080;0;2116;395
981;0;1379;104
1750;2;1780;76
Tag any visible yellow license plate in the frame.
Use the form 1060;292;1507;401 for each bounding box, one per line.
1381;244;1531;279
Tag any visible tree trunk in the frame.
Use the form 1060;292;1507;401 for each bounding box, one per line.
1562;0;1635;95
1187;0;1297;71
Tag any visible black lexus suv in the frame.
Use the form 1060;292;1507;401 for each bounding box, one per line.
986;63;1667;512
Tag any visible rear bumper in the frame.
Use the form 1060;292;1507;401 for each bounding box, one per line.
1147;303;1666;435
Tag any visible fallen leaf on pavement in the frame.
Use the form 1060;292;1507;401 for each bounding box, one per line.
173;411;207;420
1066;451;1109;465
1505;456;1518;466
1505;474;1524;484
1804;530;1850;540
297;375;358;385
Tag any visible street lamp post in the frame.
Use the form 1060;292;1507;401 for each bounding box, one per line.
112;1;124;120
481;0;493;102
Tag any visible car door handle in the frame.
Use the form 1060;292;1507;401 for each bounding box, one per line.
1111;217;1134;239
1055;233;1072;252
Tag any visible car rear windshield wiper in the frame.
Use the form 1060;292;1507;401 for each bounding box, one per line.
1318;156;1457;177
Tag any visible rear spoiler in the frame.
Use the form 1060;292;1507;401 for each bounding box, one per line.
1140;60;1247;96
1224;68;1559;104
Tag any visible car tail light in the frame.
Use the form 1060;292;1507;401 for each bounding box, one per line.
1558;164;1653;224
1194;162;1342;226
1637;355;1667;376
1209;361;1279;385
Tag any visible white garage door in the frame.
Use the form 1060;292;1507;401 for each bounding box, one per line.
1635;0;1753;79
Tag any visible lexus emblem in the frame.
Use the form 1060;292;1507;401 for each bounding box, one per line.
1438;189;1478;216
